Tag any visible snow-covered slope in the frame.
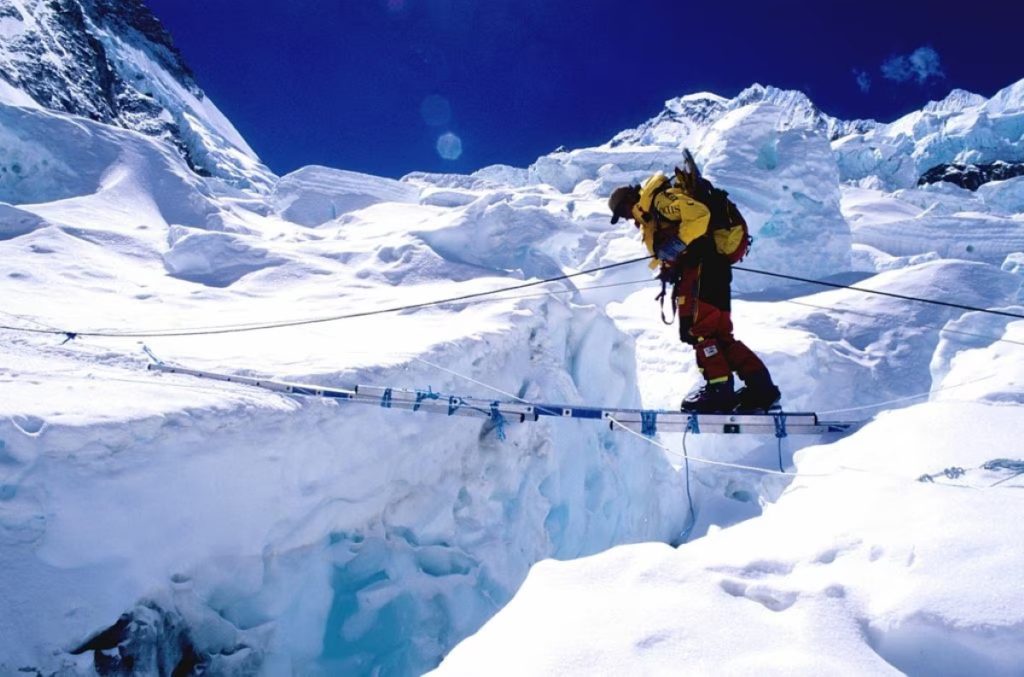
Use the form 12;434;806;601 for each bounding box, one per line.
433;401;1024;676
2;7;1024;672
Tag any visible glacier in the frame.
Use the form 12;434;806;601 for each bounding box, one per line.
1;4;1024;673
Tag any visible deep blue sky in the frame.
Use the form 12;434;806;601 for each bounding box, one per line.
147;0;1024;179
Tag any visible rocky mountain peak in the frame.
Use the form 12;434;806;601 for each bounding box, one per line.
0;0;272;190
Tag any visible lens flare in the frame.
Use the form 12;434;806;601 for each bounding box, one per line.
436;132;463;160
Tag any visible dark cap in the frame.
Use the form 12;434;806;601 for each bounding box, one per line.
608;185;639;224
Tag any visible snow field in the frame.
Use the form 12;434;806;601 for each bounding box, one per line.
3;73;1024;674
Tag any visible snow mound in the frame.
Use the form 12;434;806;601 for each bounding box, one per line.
0;102;220;231
163;227;286;287
416;192;573;279
977;176;1024;214
0;201;46;240
272;166;419;226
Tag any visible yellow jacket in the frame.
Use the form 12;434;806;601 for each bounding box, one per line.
631;173;710;269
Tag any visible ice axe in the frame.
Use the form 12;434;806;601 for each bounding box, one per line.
675;148;701;195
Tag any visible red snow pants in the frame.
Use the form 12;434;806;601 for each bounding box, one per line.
674;255;767;383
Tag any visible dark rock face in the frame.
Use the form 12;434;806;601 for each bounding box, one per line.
70;600;262;676
918;161;1024;191
0;0;245;180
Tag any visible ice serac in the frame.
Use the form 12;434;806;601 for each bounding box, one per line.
698;101;851;290
0;0;273;190
0;296;686;675
833;78;1024;190
272;166;420;227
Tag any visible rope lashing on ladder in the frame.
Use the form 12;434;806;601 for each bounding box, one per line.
447;396;462;416
489;402;507;441
773;413;788;439
640;410;658;437
414;387;440;411
686;413;700;435
380;388;393;408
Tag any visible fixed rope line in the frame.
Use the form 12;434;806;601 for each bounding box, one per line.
0;256;654;339
816;375;996;416
735;265;1024;320
748;296;1024;349
607;415;819;477
4;258;1021;341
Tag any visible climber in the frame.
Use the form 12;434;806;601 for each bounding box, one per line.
608;159;781;413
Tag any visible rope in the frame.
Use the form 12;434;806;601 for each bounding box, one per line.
411;356;530;405
607;415;812;477
0;257;653;339
489;402;507;441
5;258;1023;342
679;428;696;543
734;266;1024;320
984;459;1024;487
641;410;658;437
413;387;440;411
750;297;1024;349
816;375;996;416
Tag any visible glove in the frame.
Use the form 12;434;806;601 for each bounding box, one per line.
655;236;686;262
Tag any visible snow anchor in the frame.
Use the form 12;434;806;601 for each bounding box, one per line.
918;466;967;482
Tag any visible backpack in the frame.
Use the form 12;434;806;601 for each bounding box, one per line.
673;150;752;264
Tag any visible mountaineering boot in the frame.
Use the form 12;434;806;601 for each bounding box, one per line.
733;370;781;413
681;376;736;413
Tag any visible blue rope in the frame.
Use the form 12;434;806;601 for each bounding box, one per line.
918;466;967;483
773;413;787;472
489;402;507;441
686;414;700;435
414;386;440;411
773;413;788;439
380;388;393;408
770;411;786;469
677;430;696;545
641;410;658;437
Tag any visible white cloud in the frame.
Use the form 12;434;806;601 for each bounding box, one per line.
881;46;945;84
